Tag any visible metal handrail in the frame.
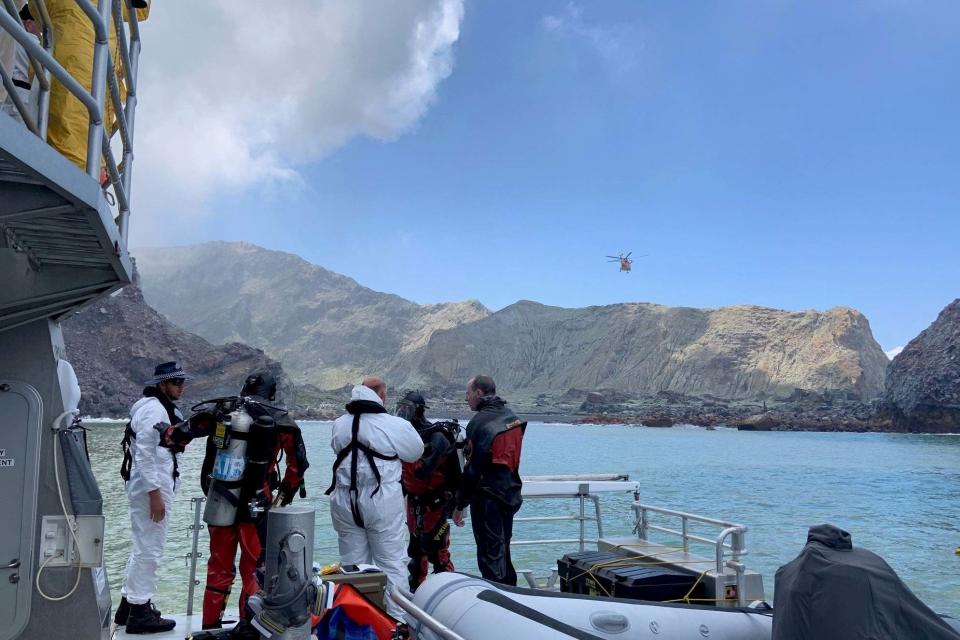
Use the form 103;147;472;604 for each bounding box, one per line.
0;0;141;242
632;502;750;606
513;489;603;553
523;474;629;482
389;586;467;640
185;496;205;616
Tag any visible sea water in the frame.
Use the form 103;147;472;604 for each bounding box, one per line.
86;421;960;617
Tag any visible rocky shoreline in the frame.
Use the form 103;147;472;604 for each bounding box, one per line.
76;385;951;434
277;386;943;433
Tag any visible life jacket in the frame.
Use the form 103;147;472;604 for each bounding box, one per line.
314;583;399;640
325;400;398;527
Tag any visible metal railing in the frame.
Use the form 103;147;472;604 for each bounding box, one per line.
161;483;755;615
390;587;467;640
184;496;205;616
0;0;142;243
511;474;636;553
512;487;604;551
632;502;749;606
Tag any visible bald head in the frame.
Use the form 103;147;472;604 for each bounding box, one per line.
363;376;387;403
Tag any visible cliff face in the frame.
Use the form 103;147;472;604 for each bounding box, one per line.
884;299;960;432
390;301;888;400
135;242;888;402
135;242;489;389
61;282;290;418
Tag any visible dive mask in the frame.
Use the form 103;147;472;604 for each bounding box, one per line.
394;400;417;421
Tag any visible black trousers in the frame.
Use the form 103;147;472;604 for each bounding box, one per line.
470;497;520;586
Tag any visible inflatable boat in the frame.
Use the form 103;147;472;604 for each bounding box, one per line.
408;572;773;640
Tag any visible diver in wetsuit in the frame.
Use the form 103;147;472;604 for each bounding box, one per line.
397;391;461;590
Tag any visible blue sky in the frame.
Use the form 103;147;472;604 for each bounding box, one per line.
135;1;959;352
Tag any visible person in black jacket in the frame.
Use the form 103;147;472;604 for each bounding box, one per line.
452;375;526;586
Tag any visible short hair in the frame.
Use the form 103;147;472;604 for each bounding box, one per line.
470;375;496;395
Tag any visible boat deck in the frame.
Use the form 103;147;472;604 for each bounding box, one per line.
114;609;238;640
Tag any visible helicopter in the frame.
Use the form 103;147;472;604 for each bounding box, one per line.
606;251;646;272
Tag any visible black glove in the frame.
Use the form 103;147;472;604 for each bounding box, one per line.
278;483;296;506
156;411;217;452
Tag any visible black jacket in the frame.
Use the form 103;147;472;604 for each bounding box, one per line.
456;397;525;510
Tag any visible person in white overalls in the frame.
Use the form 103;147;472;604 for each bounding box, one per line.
115;361;192;634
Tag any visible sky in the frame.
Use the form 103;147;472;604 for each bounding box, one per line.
128;0;960;353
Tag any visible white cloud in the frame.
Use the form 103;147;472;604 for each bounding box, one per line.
542;2;639;73
129;0;463;242
885;346;904;359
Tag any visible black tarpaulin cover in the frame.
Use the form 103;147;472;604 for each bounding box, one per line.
772;524;960;640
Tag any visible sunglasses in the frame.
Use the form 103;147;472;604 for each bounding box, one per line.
166;378;186;387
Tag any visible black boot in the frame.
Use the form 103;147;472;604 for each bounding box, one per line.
125;601;176;634
230;620;262;640
113;596;130;625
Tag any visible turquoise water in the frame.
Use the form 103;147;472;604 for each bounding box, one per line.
86;421;960;617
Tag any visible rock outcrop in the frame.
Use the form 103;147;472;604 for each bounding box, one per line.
390;301;888;401
884;299;960;432
62;279;290;418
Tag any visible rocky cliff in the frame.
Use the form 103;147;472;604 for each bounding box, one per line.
135;242;489;389
884;299;960;432
389;300;888;400
62;278;290;418
136;242;888;402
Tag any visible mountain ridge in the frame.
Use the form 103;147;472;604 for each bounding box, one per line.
136;241;889;401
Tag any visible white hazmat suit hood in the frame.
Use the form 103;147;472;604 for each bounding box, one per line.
329;384;424;618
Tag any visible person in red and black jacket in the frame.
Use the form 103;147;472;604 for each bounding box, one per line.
452;375;526;586
398;391;462;591
200;370;310;631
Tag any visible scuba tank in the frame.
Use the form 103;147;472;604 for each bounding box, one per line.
203;403;279;526
203;407;253;526
432;419;465;472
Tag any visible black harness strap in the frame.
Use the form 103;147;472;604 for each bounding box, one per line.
120;422;135;482
121;388;184;483
325;402;397;527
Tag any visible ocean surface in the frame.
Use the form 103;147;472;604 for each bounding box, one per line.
85;420;960;617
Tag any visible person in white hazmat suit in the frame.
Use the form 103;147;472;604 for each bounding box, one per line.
327;377;424;619
115;361;193;634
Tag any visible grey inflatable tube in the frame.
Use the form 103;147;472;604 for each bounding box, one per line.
410;572;773;640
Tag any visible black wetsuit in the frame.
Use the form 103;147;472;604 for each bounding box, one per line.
456;396;526;586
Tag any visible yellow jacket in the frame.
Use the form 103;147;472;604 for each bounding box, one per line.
29;0;150;170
